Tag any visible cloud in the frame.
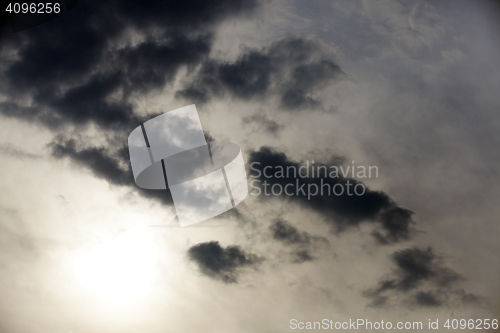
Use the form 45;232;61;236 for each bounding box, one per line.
387;247;448;291
292;250;315;264
0;0;257;131
50;138;174;205
364;247;482;308
270;219;328;263
249;146;415;243
187;241;262;283
0;0;258;205
270;219;313;245
414;291;442;307
176;38;345;110
371;207;414;245
51;139;130;186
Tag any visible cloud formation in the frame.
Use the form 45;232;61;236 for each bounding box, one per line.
249;147;415;244
0;0;258;205
177;38;345;110
364;247;482;308
188;241;262;283
0;0;257;130
50;138;174;204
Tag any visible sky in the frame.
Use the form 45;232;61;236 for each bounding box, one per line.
0;0;499;332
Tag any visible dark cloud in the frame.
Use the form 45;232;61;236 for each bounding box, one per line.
389;248;461;291
25;32;211;130
188;241;262;283
176;38;345;110
249;147;415;243
50;138;174;205
42;72;140;130
0;0;257;131
0;0;257;205
51;139;130;186
389;247;442;291
364;247;480;308
371;207;414;245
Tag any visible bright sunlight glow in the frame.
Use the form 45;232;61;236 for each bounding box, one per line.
72;226;159;307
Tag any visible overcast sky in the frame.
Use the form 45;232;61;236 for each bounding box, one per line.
0;0;499;332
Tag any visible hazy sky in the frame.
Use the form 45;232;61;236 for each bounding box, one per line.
0;0;499;332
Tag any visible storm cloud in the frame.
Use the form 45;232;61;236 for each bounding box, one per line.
0;0;257;130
